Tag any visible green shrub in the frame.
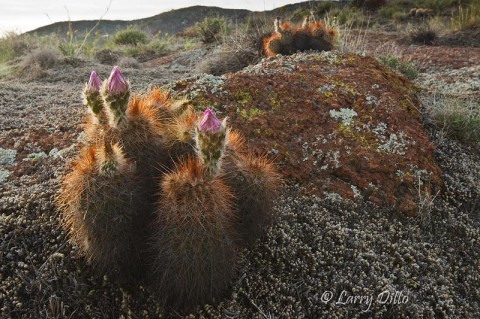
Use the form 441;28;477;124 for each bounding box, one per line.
334;8;368;27
392;11;408;22
378;6;403;19
113;27;149;46
195;17;228;44
350;0;387;11
316;1;337;14
424;95;480;145
417;0;458;13
377;55;418;80
0;32;29;63
290;8;311;22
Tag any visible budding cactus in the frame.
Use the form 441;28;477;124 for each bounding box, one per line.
58;71;281;310
195;109;228;179
102;66;130;128
152;157;239;308
83;71;104;121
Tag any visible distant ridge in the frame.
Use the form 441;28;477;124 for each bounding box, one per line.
26;2;340;37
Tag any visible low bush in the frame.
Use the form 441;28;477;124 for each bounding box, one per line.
195;17;228;44
408;22;438;44
94;48;120;65
113;27;149;46
377;54;418;80
195;48;258;75
350;0;387;11
20;48;60;69
378;6;403;19
0;32;30;63
118;56;140;69
423;95;480;146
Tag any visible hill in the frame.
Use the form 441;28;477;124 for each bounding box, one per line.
26;2;338;37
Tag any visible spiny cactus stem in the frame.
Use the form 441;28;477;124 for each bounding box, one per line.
196;129;227;179
84;91;104;121
104;91;130;129
97;142;127;177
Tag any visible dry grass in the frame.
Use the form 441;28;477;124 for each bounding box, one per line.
408;22;438;44
15;48;60;80
194;48;258;75
422;94;480;146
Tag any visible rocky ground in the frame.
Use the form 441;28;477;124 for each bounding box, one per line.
0;31;479;318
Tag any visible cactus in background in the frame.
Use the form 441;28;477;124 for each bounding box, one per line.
307;21;336;52
292;19;312;52
263;17;296;57
262;16;337;56
57;70;280;310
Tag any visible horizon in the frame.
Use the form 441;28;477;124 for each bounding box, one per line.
0;0;310;36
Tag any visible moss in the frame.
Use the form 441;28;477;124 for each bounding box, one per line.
235;90;252;107
240;107;265;122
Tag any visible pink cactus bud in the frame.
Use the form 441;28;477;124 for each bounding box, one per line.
107;66;129;94
198;109;222;134
86;71;101;92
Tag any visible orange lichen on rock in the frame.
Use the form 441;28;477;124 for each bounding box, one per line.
172;51;443;215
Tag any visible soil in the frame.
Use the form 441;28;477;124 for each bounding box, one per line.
0;30;479;318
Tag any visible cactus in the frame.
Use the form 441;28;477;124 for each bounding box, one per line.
307;21;336;52
152;157;238;308
262;16;337;56
57;69;280;310
101;66;131;128
224;152;281;246
83;71;104;122
56;142;147;280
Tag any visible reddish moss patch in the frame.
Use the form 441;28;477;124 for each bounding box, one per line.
172;51;443;215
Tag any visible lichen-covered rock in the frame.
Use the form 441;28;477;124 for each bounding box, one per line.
171;51;443;215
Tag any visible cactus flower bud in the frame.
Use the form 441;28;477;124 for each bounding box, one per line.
83;71;104;118
107;66;129;95
198;109;222;134
195;109;228;179
86;71;102;93
102;66;131;128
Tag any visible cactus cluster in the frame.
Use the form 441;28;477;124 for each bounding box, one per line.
263;16;337;57
56;66;280;308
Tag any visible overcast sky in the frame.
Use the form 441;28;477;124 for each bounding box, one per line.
0;0;307;35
